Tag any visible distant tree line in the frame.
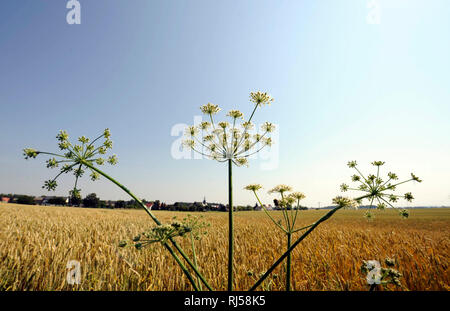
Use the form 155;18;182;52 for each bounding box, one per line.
1;192;270;211
0;193;35;205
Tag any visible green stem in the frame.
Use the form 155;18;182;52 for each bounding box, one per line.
286;232;292;291
289;204;295;231
292;201;300;228
291;223;314;233
240;142;269;158
230;118;236;152
51;163;78;182
86;133;105;151
209;114;227;154
190;232;202;290
228;159;234;291
379;196;396;209
253;191;288;233
38;151;65;158
249;194;371;291
234;104;258;153
162;241;199;291
235;130;269;157
280;193;290;230
81;160;213;291
380;177;392;188
388;178;414;189
354;167;369;184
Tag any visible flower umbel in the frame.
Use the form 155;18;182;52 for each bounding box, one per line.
249;91;274;106
124;222;193;249
245;183;307;233
268;184;292;195
182;91;274;167
332;196;359;209
244;184;263;192
121;215;210;249
23;129;117;197
339;161;421;218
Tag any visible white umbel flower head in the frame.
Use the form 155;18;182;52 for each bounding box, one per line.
250;91;274;106
227;110;244;119
183;91;274;167
268;185;292;194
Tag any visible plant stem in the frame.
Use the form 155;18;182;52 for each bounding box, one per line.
280;193;289;229
286;232;291;291
228;159;234;291
253;191;288;233
234;104;258;153
249;194;370;291
190;233;202;290
81;160;213;291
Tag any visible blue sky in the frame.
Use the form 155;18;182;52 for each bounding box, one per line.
0;0;449;206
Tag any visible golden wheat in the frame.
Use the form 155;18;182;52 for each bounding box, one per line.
0;203;448;291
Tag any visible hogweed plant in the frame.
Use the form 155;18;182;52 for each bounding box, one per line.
23;129;213;291
246;161;421;291
245;184;307;291
183;91;275;290
339;160;422;219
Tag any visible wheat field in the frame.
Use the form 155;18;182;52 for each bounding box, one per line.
0;203;448;291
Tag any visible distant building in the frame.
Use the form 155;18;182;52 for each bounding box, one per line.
145;202;153;209
1;197;10;203
34;196;68;205
208;204;220;209
34;196;45;205
104;200;116;208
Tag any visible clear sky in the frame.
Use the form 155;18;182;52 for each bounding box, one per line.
0;0;449;207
